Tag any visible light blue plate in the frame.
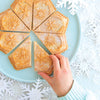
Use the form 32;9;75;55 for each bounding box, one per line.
0;0;81;83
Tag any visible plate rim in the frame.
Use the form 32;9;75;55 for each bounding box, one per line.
0;14;81;83
70;14;81;63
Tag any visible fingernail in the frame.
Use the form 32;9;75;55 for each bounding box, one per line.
38;72;41;75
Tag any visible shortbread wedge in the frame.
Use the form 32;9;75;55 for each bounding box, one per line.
33;0;56;30
34;32;68;54
34;11;69;34
0;31;29;54
34;41;53;75
9;37;31;70
0;9;29;32
11;0;33;30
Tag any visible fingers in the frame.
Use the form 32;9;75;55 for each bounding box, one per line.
66;58;70;69
38;72;52;84
55;54;67;69
50;55;60;72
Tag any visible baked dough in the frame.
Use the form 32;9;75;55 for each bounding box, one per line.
11;0;33;30
0;31;29;54
34;11;69;34
0;9;29;32
33;0;56;30
9;37;31;70
0;0;69;72
34;41;53;75
35;32;68;54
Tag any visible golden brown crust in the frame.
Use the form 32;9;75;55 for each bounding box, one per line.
0;9;29;32
34;11;69;34
0;9;11;30
0;0;69;72
33;0;56;11
8;37;32;70
55;44;68;54
0;9;11;16
33;0;56;30
55;11;69;34
9;55;31;70
34;33;68;54
11;0;33;30
48;0;56;11
9;55;17;70
0;31;29;54
34;41;53;75
0;47;8;54
34;0;56;11
46;65;53;75
11;0;34;8
11;0;20;9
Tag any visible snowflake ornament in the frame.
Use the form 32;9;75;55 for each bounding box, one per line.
9;81;25;98
0;90;17;100
85;13;100;43
18;79;51;100
56;0;91;15
71;37;99;78
0;73;14;96
71;56;92;78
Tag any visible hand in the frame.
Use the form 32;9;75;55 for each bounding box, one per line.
38;54;73;97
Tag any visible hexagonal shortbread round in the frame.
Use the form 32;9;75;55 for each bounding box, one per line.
0;0;69;73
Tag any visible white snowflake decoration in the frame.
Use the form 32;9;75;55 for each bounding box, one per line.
0;91;17;100
85;9;100;43
0;73;14;96
0;0;100;99
18;79;51;100
71;36;100;78
9;81;25;98
56;0;92;15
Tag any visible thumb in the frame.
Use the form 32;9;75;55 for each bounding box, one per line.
38;72;52;84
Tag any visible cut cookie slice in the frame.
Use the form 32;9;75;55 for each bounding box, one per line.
11;0;33;30
0;31;29;54
33;0;56;30
34;32;68;54
34;11;69;34
34;41;53;75
0;9;29;32
9;37;31;70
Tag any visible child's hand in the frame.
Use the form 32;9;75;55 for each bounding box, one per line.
38;54;73;97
